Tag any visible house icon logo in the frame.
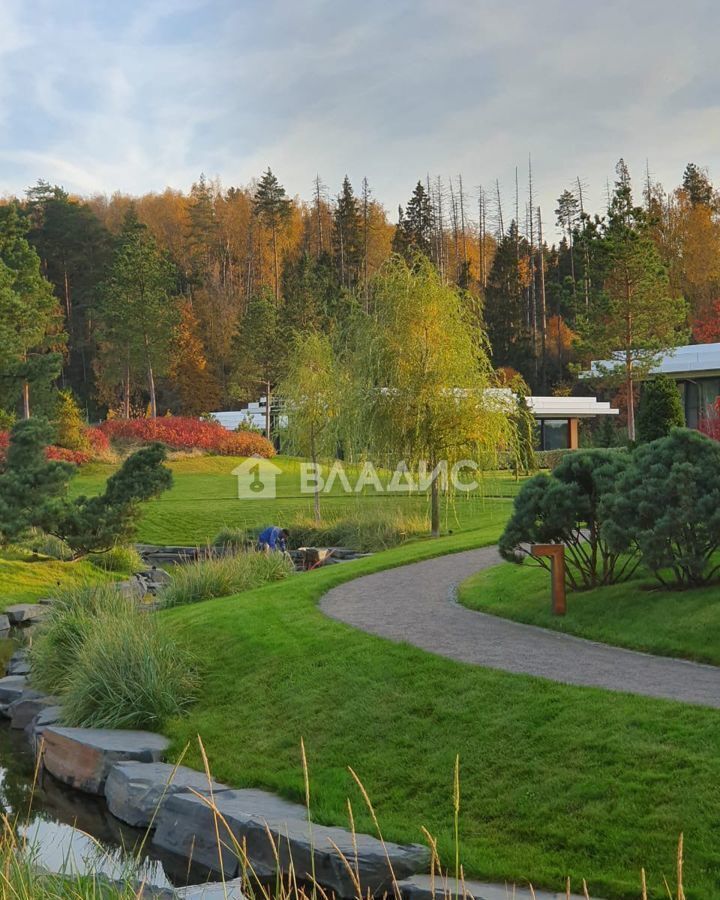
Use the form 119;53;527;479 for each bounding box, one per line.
231;458;283;500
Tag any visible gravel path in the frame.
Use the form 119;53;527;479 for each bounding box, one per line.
320;547;720;709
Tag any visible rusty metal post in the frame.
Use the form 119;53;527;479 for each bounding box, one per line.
530;544;567;615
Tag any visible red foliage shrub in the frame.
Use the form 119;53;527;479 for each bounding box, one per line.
0;431;91;466
85;426;111;455
46;445;92;465
99;416;276;457
699;398;720;441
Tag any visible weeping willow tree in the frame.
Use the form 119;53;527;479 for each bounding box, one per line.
349;255;514;536
276;331;345;522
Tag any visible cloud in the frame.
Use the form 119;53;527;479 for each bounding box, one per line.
0;0;718;238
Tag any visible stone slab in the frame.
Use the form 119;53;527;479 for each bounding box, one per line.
175;878;246;899
105;761;230;828
0;675;27;704
5;603;46;625
153;788;429;897
397;875;593;900
42;726;170;794
0;614;9;632
6;654;30;677
9;693;59;730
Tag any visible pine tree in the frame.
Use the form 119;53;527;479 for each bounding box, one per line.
0;204;64;419
581;161;688;440
253;169;292;302
0;418;74;544
332;176;362;289
97;210;179;418
682;163;714;207
392;181;433;260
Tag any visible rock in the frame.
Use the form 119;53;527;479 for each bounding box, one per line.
116;578;146;600
153;789;429;896
174;878;246;899
6;650;30;676
0;614;10;632
42;726;170;795
105;761;230;828
9;693;59;730
0;675;27;704
397;875;591;900
5;603;47;625
25;704;63;752
37;597;55;606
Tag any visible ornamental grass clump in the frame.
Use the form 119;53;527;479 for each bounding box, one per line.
287;508;429;552
61;608;199;729
30;581;198;729
88;543;143;573
162;548;294;607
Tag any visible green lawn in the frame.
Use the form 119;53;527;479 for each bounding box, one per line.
162;525;720;900
0;549;114;611
72;456;522;544
458;561;720;666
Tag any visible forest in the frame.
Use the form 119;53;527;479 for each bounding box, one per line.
0;159;715;431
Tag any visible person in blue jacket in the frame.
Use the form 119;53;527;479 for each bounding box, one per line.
258;525;289;553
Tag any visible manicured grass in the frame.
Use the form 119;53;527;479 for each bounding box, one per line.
162;524;720;900
72;456;523;544
458;561;720;666
0;549;115;611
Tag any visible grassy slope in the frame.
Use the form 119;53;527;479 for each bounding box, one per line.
162;521;720;900
0;550;114;611
458;561;720;666
72;456;523;544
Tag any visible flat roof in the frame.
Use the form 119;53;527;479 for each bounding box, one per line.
587;343;720;379
526;396;619;419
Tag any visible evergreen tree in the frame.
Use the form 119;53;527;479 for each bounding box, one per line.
484;222;533;378
24;180;112;412
0;204;64;419
253;168;292;302
332;176;363;288
682;163;714;207
636;375;685;442
580;161;687;440
0;418;73;544
55;389;89;451
392;181;433;260
97;210;179;418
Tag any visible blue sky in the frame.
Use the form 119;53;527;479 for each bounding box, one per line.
0;0;718;235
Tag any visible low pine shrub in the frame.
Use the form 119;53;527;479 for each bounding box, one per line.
162;550;294;607
89;544;143;573
100;416;275;457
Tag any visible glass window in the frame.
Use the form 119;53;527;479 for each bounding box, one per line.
542;419;569;451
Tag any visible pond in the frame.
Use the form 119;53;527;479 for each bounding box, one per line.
0;636;215;892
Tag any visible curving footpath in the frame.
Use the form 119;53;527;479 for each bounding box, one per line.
321;547;720;709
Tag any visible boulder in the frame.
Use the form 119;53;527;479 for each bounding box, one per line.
174;878;246;899
153;788;429;896
6;650;30;677
105;761;230;828
397;875;591;900
0;675;27;704
0;614;10;633
25;704;63;752
9;693;59;730
42;726;170;794
5;603;46;625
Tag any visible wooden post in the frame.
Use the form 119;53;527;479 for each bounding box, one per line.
530;544;567;615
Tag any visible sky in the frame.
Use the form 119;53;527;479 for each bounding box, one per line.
1;0;719;238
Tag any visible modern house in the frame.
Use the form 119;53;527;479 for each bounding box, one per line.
213;395;619;451
586;343;720;429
